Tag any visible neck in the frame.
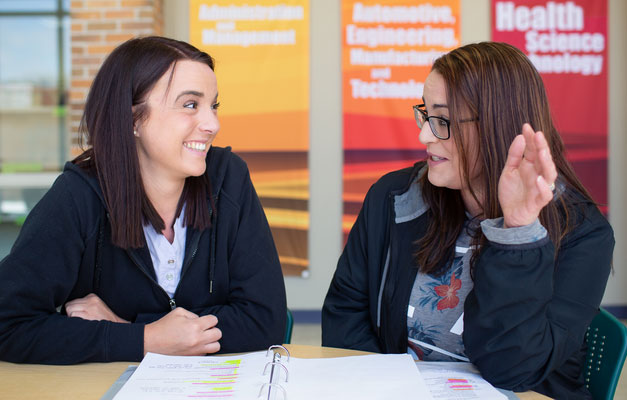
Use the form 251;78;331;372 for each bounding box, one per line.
142;174;185;233
461;187;483;218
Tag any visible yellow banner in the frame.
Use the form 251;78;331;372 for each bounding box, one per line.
190;0;309;151
190;0;310;276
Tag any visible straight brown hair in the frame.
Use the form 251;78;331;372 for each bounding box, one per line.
74;36;216;249
415;42;595;275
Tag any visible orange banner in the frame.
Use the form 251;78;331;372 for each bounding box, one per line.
190;0;310;276
342;0;460;235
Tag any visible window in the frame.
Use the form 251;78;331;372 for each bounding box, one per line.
0;0;69;224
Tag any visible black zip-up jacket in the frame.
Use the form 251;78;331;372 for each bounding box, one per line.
0;146;286;364
322;162;614;399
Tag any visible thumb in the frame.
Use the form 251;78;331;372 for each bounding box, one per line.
198;314;219;330
172;307;199;319
504;134;525;171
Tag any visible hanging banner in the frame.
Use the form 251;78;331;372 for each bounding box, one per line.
492;0;608;212
342;0;461;237
190;0;310;276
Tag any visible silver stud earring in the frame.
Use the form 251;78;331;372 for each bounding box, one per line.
133;130;139;137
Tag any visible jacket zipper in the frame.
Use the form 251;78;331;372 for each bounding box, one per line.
172;247;198;300
172;233;200;300
105;210;173;309
377;192;395;338
127;251;174;309
127;201;211;310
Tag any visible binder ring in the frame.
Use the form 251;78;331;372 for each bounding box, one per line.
257;382;287;400
266;344;290;361
263;361;289;382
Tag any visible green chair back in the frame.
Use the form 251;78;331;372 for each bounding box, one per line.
584;308;627;400
284;308;294;344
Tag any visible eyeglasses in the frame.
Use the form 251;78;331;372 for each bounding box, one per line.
412;104;478;140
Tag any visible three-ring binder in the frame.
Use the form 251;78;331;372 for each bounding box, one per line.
258;345;290;399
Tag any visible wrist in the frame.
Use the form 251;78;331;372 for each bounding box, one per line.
503;217;534;229
143;323;154;355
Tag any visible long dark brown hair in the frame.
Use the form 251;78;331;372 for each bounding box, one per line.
74;36;215;249
415;42;594;275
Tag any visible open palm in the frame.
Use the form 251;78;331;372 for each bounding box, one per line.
499;123;557;228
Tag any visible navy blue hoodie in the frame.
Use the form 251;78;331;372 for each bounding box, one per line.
323;162;614;399
0;146;286;364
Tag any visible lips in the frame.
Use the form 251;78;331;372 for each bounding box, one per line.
427;151;448;161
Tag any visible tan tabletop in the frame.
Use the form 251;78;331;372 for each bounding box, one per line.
0;344;550;400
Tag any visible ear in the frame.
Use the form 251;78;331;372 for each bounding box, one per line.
131;104;139;137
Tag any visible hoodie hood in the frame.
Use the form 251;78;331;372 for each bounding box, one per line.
63;146;234;211
393;163;428;224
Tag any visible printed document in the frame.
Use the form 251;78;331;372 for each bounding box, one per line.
416;361;508;399
113;351;434;400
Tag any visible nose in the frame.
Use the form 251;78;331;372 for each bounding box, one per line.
199;106;220;136
418;120;437;146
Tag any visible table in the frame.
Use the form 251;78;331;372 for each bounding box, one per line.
0;344;550;399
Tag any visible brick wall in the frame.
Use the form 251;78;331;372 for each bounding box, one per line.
69;0;163;154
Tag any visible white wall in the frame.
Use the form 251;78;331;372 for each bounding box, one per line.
166;0;627;310
288;0;343;310
605;0;627;305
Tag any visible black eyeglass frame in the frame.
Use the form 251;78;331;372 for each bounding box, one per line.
412;104;478;140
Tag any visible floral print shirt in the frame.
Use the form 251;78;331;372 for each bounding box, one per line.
407;218;475;361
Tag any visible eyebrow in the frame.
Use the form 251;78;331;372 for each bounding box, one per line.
421;97;448;109
174;91;219;104
175;90;203;102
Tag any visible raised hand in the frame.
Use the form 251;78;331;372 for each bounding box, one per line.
499;123;558;228
65;293;129;323
144;307;222;356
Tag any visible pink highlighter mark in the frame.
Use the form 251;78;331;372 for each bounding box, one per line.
196;391;234;394
447;378;473;390
192;381;236;385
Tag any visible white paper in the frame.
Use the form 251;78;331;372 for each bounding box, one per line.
113;352;267;399
416;361;507;400
113;351;434;400
284;353;433;400
449;312;464;335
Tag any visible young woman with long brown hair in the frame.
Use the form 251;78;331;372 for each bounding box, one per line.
322;42;614;399
0;36;286;364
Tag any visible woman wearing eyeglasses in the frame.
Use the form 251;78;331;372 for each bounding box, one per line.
322;42;613;399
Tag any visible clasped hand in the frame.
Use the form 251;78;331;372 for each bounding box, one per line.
65;293;128;323
499;123;558;228
65;293;221;356
144;308;222;356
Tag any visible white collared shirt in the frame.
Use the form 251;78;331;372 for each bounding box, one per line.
142;207;187;298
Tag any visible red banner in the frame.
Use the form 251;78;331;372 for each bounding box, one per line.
492;0;608;211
